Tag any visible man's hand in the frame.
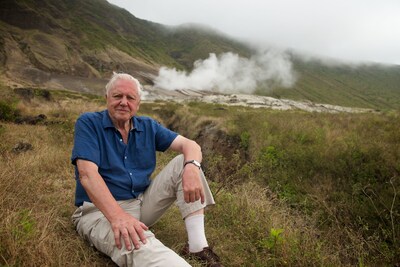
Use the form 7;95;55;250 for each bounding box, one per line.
168;135;204;203
110;211;149;250
182;164;205;204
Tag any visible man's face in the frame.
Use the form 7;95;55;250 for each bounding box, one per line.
106;79;141;124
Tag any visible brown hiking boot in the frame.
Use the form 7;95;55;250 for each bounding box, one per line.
182;243;223;267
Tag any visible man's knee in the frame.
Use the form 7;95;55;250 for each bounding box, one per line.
162;154;185;183
171;154;185;168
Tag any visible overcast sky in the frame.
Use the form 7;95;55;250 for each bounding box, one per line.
107;0;400;66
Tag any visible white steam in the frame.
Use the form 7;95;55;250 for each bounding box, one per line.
154;50;297;93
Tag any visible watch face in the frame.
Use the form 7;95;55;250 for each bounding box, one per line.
185;160;201;168
192;160;201;167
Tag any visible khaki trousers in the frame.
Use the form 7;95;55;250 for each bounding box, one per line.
72;155;215;267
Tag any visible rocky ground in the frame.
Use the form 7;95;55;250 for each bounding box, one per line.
143;86;375;113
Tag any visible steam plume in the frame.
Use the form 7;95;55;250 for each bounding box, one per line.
154;50;296;93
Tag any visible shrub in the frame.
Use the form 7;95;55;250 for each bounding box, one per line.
0;101;19;122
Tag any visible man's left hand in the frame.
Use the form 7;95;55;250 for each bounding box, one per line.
182;165;205;204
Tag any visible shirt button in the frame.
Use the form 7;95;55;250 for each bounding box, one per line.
120;139;122;142
129;173;132;176
125;156;127;159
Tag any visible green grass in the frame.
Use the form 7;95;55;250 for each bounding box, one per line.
264;58;400;110
145;100;400;265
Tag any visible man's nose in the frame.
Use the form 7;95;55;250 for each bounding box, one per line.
120;96;128;105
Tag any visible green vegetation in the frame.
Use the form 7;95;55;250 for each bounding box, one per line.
147;100;400;265
1;86;399;266
1;0;250;72
263;58;400;110
0;100;19;122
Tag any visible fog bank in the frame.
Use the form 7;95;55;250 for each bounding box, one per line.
154;50;296;93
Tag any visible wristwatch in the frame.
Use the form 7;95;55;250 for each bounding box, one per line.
184;159;201;169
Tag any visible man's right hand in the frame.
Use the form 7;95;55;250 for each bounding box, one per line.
110;211;149;250
77;160;149;250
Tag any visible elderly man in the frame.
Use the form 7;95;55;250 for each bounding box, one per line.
71;72;222;266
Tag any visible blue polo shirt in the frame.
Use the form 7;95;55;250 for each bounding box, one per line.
71;110;178;206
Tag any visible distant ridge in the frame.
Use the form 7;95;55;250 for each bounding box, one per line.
0;0;399;110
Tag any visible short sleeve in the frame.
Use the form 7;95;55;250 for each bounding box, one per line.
154;120;178;152
71;114;101;166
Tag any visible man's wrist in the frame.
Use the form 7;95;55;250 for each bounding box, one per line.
184;159;201;169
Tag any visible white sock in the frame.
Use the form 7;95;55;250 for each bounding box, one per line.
184;214;209;253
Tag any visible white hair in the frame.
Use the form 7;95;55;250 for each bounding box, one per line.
105;72;143;97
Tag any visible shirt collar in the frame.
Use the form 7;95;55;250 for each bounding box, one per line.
132;116;144;132
102;110;143;132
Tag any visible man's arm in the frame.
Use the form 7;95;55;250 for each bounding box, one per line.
76;159;148;250
169;135;205;204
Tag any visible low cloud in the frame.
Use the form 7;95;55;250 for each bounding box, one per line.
154;50;297;93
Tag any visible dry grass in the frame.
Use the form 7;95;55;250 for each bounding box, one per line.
0;94;113;266
0;122;114;266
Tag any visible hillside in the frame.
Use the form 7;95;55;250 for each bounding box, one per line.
0;0;400;110
0;0;251;94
